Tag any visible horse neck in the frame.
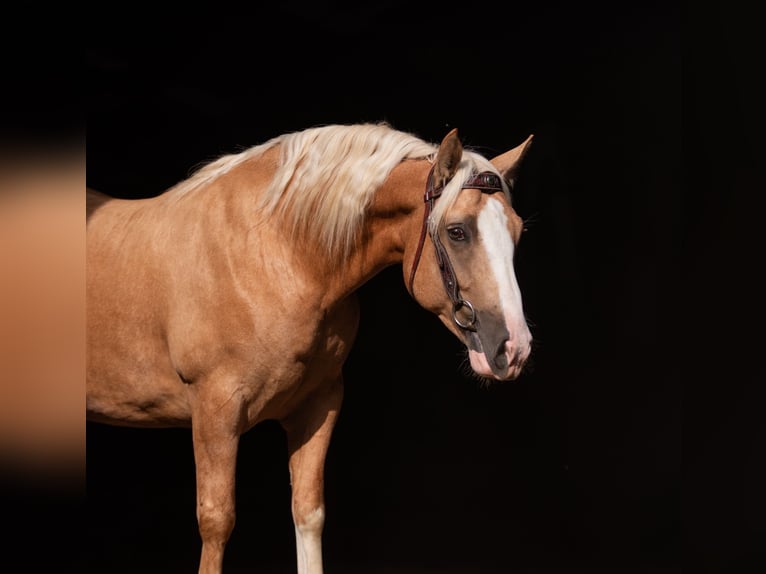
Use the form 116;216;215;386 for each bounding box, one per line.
156;155;430;310
317;159;430;303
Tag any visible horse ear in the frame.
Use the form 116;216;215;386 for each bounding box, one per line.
490;134;534;188
433;128;463;187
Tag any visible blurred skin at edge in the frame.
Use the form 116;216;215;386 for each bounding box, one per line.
0;142;84;485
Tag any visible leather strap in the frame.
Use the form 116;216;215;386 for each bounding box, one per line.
407;165;441;296
461;171;504;192
407;167;505;329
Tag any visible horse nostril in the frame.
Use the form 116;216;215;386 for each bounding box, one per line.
493;340;509;369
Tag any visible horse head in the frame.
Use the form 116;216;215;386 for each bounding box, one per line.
406;129;534;381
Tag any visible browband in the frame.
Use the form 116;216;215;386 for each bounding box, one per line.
460;171;504;193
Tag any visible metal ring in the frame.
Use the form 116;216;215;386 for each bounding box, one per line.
453;299;477;331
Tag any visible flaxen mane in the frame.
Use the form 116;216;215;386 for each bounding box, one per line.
169;123;510;258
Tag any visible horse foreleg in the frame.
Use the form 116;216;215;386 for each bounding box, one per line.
282;378;344;574
190;386;243;574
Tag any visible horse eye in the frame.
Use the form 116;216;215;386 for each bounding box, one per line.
447;226;466;241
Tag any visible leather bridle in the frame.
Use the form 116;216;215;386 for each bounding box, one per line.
408;166;506;331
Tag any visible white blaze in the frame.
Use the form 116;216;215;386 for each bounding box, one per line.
477;198;528;333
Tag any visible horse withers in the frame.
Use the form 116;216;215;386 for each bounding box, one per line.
86;123;533;573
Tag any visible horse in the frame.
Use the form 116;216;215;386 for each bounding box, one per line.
86;122;534;574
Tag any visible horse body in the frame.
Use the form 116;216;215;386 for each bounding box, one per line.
87;123;533;573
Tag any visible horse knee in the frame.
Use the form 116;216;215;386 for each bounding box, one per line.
197;500;236;543
293;503;324;535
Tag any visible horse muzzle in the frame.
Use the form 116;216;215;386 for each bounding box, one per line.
465;313;532;381
469;338;531;380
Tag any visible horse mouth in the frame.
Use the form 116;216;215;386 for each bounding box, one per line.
466;331;528;381
468;348;523;381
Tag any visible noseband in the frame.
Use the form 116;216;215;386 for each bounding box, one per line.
408;167;505;331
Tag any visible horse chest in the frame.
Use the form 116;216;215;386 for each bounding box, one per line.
160;290;353;418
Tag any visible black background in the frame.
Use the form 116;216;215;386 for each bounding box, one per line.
76;1;756;572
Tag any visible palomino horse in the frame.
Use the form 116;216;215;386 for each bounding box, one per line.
87;123;533;573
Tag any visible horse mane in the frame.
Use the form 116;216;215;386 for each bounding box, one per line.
256;122;435;258
169;122;509;259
